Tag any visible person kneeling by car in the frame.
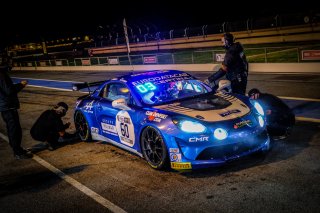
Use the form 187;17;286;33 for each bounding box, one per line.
248;88;295;140
30;102;78;150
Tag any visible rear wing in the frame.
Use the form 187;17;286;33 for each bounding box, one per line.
72;81;105;93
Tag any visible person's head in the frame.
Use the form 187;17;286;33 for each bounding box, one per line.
248;88;261;99
0;56;13;72
221;32;234;49
53;102;68;117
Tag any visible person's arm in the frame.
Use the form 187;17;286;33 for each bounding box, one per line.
14;80;28;93
208;63;227;83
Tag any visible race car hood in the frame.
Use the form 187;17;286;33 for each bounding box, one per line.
154;92;250;122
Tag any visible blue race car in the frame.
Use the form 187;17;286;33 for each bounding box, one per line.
73;70;270;170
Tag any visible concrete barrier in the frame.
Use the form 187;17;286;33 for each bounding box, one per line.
12;63;320;74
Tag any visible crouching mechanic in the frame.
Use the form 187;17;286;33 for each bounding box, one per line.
248;88;295;139
206;32;248;95
30;102;78;150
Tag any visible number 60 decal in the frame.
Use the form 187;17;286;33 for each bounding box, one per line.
116;111;135;147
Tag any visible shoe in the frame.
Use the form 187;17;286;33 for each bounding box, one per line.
15;152;33;159
45;142;55;151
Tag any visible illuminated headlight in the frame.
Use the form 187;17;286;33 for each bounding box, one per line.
258;115;265;127
214;128;228;140
254;102;264;116
177;120;206;133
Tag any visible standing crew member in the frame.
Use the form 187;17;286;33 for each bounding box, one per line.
206;32;248;95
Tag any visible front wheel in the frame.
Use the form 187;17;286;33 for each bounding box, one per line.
74;111;92;142
140;126;169;170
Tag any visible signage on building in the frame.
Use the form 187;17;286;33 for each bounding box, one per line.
108;58;119;65
301;50;320;60
82;59;91;66
215;53;225;62
143;56;157;64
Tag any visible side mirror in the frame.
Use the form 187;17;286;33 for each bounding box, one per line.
112;98;131;110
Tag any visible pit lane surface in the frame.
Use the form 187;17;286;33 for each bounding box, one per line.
1;71;320;213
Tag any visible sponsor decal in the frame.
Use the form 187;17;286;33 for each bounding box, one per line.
219;109;241;117
101;123;118;134
170;153;182;162
234;120;252;129
83;100;94;113
91;127;99;134
146;111;168;123
169;148;180;153
117;115;131;124
189;136;209;142
116;111;135;147
171;162;192;169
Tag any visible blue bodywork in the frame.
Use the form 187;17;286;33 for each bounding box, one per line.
74;70;270;170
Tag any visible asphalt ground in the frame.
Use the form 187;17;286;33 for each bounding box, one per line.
0;71;320;213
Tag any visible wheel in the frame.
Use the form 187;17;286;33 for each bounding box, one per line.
74;111;92;141
140;126;169;170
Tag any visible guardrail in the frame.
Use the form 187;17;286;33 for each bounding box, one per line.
12;63;320;74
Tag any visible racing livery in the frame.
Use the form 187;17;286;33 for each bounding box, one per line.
73;70;270;170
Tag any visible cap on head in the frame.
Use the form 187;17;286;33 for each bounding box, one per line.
222;32;234;49
57;102;68;111
248;88;260;97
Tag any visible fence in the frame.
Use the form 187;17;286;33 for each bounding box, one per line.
14;45;320;68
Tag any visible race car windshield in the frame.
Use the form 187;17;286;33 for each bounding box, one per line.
134;79;211;105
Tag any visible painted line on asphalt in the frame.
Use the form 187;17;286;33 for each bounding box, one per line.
12;77;83;83
0;132;127;213
279;96;320;102
26;85;73;91
296;117;320;123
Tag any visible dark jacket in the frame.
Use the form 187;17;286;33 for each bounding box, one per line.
30;109;68;142
0;67;25;111
223;42;248;81
258;93;295;128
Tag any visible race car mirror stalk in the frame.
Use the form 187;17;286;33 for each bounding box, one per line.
112;98;132;111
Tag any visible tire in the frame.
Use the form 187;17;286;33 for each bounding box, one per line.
74;111;92;142
140;126;169;170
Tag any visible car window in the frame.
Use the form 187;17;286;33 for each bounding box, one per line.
101;83;130;102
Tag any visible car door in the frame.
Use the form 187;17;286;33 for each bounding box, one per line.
95;82;138;148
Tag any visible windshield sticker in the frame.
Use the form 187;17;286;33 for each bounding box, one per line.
131;73;193;86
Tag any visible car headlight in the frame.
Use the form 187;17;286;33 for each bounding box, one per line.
173;119;206;133
258;115;265;127
214;128;228;140
253;101;264;116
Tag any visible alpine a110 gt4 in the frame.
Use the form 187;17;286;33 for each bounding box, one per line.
73;70;270;170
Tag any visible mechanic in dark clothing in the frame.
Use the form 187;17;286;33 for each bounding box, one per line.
206;33;248;95
30;102;76;150
0;57;33;159
248;88;295;139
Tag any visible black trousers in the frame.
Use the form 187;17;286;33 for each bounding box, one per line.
231;78;247;95
1;109;24;155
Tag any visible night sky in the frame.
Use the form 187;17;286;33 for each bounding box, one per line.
1;0;318;48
